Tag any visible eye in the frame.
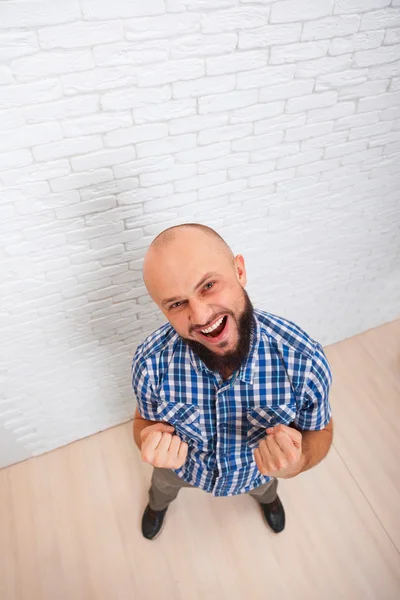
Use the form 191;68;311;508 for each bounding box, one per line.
170;301;184;310
203;281;215;291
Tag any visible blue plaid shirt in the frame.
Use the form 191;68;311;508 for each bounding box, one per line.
131;309;332;497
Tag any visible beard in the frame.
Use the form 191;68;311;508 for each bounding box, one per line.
182;289;255;377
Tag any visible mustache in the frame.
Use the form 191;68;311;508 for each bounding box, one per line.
189;310;234;334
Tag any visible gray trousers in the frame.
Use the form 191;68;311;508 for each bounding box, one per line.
149;468;278;512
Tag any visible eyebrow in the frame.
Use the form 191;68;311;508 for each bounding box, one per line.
161;271;220;307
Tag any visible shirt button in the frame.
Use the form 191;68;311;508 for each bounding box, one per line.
220;423;228;430
269;418;276;425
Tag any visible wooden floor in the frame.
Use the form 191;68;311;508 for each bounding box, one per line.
1;320;400;600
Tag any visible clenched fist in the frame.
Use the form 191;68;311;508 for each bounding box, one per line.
140;422;188;469
254;424;304;479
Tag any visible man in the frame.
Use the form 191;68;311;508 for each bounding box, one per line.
132;224;333;540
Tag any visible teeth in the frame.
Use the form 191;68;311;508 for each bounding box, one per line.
201;316;224;334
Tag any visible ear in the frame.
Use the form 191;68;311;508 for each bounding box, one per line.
234;254;247;287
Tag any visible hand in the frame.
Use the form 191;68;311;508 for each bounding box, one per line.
140;422;188;469
254;424;304;479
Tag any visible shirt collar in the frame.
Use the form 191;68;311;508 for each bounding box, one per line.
187;313;260;385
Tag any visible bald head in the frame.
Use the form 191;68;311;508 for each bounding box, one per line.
143;224;240;307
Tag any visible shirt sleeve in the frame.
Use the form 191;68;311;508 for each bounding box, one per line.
131;351;160;421
294;342;332;431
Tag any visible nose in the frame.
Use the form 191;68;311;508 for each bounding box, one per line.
188;297;212;330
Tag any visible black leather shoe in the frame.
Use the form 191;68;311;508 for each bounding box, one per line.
141;504;168;540
260;496;285;533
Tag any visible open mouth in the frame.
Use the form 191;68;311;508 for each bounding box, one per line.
198;315;228;339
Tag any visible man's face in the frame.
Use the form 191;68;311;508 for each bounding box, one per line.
144;229;249;359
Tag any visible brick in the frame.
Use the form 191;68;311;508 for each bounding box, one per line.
228;161;275;180
141;191;196;212
381;106;400;121
324;140;368;159
62;112;132;137
112;156;174;179
170;33;237;58
172;75;235;98
229;101;285;124
384;28;400;45
334;0;391;14
307;102;355;123
93;39;169;68
335;111;380;130
315;69;368;91
198;152;249;174
254;113;306;134
296;55;352;78
136;134;197;158
134;100;197;124
198;179;247;200
277;149;323;169
38;21;123;49
369;131;400;147
383;141;400;154
174;142;231;164
0;66;12;85
0;1;80;28
105;123;168;147
232;132;283;152
0;79;62;108
285;122;334;142
302;15;360;41
297;157;341;176
125;13;200;40
169;114;228;135
206;51;267;76
82;0;165;19
236;65;296;90
167;0;236;11
238;24;301;49
199;90;258;114
287;91;337;113
329;30;385;56
361;8;400;31
249;168;295;188
271;41;329;65
0;108;25;130
201;7;267;33
79;177;138;200
61;66;137;96
101;85;171;112
390;78;400;92
140;165;197;187
301;131;349;150
0;121;63;153
0;30;39;61
71;147;136;172
24;95;99;124
1;160;70;186
12;50;94;83
358;91;400;112
174;171;226;193
229;186;275;204
259;79;314;102
33;135;103;161
0;149;33;170
251;143;300;162
338;80;389;100
354;45;400;67
50;169;114;193
137;58;205;87
198;123;252;145
349;121;393;141
271;0;333;23
368;61;400;80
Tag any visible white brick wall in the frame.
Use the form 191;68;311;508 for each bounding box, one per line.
1;0;399;468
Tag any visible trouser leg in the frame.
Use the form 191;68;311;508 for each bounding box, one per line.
248;478;278;504
148;468;194;512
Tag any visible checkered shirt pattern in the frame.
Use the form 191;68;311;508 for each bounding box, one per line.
131;309;332;497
